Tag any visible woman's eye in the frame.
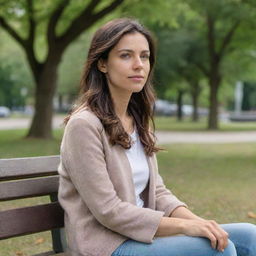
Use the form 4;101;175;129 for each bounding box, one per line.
120;53;130;59
141;55;150;60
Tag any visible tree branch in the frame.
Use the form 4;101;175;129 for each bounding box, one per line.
206;13;218;64
194;62;209;77
83;0;101;13
218;20;241;59
47;0;70;45
22;0;44;81
0;16;26;48
26;0;35;46
91;0;124;21
58;0;103;43
58;0;124;51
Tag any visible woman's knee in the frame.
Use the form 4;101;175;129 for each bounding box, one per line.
222;223;256;256
233;222;256;242
243;222;256;235
221;239;237;256
243;223;256;255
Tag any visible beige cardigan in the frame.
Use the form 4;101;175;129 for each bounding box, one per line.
58;108;187;256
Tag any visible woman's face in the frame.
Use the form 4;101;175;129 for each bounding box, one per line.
98;32;150;95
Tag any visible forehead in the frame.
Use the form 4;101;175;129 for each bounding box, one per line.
113;32;150;52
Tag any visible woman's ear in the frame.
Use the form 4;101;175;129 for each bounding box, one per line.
97;59;107;73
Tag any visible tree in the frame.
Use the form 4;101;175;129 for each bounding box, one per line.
126;0;256;128
186;0;256;129
151;24;205;121
121;0;208;121
0;0;124;138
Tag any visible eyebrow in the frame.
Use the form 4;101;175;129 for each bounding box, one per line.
117;49;150;53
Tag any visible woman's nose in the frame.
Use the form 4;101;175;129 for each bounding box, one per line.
133;56;143;69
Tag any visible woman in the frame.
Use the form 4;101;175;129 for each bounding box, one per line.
58;18;256;256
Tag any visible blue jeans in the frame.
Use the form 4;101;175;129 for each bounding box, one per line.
112;223;256;256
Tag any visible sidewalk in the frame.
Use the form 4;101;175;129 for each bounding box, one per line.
155;130;256;144
0;116;256;144
0;116;65;130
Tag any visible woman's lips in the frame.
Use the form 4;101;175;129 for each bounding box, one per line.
128;76;144;82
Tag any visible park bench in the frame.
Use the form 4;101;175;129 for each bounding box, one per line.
0;155;67;256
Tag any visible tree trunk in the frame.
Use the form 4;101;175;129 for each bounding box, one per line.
208;71;221;130
26;60;59;139
177;89;184;121
58;94;63;112
191;82;200;122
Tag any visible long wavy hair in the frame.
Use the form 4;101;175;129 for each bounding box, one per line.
64;18;162;156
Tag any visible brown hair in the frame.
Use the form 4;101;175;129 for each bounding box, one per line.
64;18;162;156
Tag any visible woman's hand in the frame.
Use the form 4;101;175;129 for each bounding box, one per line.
180;219;229;252
156;209;228;252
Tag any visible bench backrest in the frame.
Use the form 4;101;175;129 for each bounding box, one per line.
0;155;65;253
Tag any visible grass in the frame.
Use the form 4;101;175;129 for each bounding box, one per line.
154;116;256;131
158;143;256;224
0;128;256;255
0;129;63;158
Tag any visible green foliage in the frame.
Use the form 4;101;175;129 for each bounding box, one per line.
1;0;256;115
120;0;180;27
58;32;92;96
185;0;256;66
0;64;24;108
0;0;125;61
150;0;256;112
0;30;33;107
151;24;205;100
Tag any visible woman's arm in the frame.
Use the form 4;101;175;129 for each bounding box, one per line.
155;207;229;252
61;116;165;243
170;206;204;220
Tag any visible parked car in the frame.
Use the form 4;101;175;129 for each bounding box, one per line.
155;99;210;117
182;104;193;116
154;99;177;116
0;106;11;117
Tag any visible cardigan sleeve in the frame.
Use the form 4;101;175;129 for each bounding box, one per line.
61;116;164;243
153;154;188;217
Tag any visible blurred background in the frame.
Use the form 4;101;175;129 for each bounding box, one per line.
1;0;256;137
0;1;256;255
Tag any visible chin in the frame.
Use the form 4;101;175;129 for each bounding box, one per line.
130;84;145;93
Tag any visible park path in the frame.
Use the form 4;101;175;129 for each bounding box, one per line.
155;130;256;144
0;116;256;144
0;116;65;131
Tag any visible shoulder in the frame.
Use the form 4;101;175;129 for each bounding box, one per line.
65;108;104;134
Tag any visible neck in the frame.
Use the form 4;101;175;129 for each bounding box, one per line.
109;89;135;134
115;101;130;120
109;89;132;121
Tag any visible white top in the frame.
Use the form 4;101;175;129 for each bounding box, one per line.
125;128;150;207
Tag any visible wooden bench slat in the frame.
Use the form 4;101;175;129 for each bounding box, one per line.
0;202;64;239
0;155;60;181
0;155;66;254
0;176;59;201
